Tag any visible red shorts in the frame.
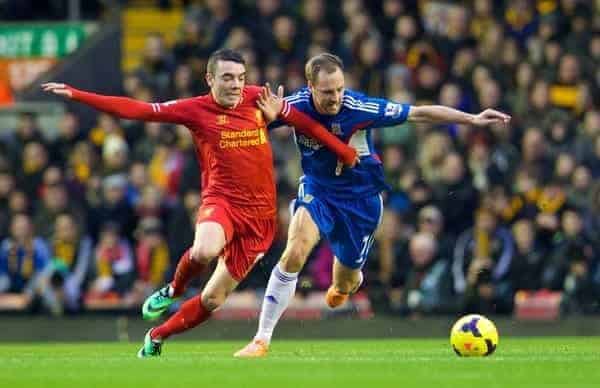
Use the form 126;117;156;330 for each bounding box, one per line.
196;198;276;281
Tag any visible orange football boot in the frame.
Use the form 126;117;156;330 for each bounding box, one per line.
233;339;269;358
325;286;349;308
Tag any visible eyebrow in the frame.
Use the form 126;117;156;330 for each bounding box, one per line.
221;72;246;78
317;86;343;92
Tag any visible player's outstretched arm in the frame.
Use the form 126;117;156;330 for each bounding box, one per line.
257;83;359;168
408;105;511;126
41;83;188;124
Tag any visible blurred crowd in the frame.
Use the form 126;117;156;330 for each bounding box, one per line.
1;0;599;317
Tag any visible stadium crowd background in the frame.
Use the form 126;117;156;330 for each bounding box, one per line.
0;0;599;318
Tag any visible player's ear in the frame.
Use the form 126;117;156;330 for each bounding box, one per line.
205;72;213;87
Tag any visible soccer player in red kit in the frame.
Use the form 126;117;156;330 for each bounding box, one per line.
42;48;357;357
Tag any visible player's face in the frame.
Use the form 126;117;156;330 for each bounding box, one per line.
206;60;246;108
309;68;345;115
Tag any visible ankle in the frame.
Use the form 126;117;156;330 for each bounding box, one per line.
254;334;271;345
276;263;299;279
168;283;182;298
149;328;163;342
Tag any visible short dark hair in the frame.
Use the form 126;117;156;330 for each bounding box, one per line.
207;48;246;75
305;53;344;83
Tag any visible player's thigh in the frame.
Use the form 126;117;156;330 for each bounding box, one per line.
191;221;227;263
201;258;239;311
332;257;362;293
281;206;321;271
223;217;276;281
191;202;234;262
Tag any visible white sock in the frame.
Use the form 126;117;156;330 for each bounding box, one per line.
255;263;298;344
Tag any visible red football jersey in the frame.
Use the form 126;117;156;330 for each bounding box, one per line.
150;86;276;218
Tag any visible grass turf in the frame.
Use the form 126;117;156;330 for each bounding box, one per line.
1;338;599;388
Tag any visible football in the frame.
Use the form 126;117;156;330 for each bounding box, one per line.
450;314;499;357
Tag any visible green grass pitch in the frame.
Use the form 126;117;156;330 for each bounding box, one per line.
2;338;599;388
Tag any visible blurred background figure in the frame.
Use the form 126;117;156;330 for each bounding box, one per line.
0;214;57;314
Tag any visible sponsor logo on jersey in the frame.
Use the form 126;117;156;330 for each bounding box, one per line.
255;109;265;126
219;128;267;149
296;134;323;150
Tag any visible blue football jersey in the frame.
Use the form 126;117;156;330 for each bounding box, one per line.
276;87;411;199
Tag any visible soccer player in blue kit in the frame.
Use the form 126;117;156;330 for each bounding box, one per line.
235;53;510;357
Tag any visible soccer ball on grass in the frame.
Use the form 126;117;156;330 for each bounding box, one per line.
450;314;498;357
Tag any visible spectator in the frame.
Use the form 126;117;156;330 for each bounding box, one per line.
147;128;185;201
102;134;129;176
86;223;135;300
133;33;175;100
0;213;56;313
0;167;16;240
133;122;163;163
125;217;170;307
398;232;456;315
166;188;198;264
510;218;547;291
48;213;93;312
568;165;593;210
574;109;600;168
88;174;136;241
88;113;123;149
416;205;454;261
453;208;514;314
434;152;478;238
368;209;411;312
33;182;85;241
126;161;149;208
1;112;46;168
49;112;84;166
16;141;49;201
542;207;597;305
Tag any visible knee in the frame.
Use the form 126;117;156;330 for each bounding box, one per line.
201;290;228;311
190;243;221;265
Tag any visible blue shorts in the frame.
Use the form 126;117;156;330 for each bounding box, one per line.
292;181;383;269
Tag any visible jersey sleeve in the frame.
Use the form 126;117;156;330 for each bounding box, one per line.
147;99;198;125
69;86;197;125
346;93;411;128
244;85;263;98
268;90;310;130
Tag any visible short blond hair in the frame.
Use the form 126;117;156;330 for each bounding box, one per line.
305;53;344;83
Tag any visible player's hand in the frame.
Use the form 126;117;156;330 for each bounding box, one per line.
472;109;511;126
41;82;73;99
256;83;284;123
334;151;360;176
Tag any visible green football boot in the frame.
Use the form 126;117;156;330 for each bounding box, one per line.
137;329;162;358
142;284;179;321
